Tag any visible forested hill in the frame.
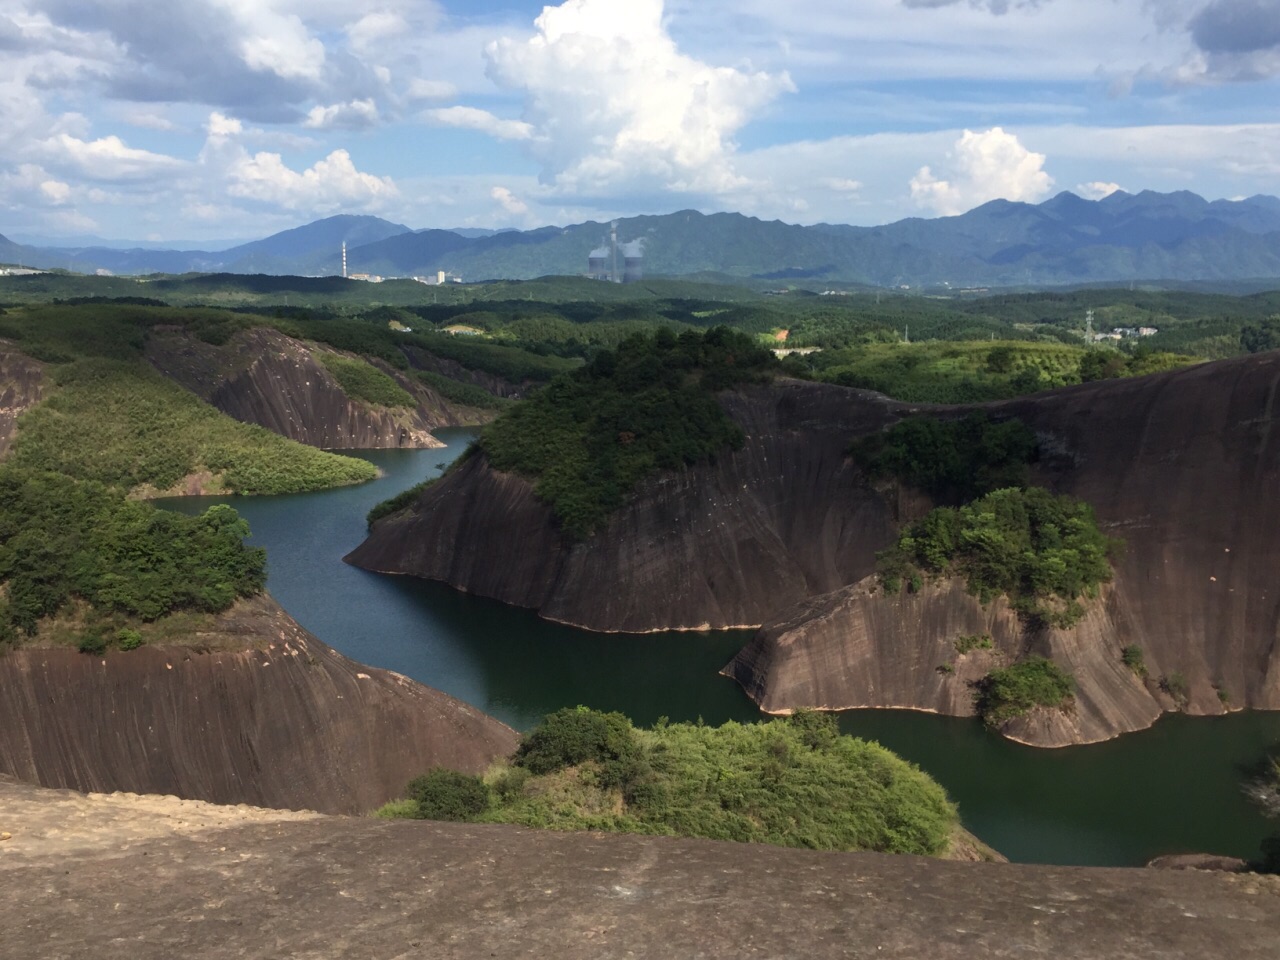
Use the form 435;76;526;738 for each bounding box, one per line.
8;190;1280;287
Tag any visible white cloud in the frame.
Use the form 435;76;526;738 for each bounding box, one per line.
405;78;457;101
910;127;1053;215
491;185;528;216
39;132;185;181
226;148;398;211
477;0;793;197
121;110;177;131
303;98;379;130
1076;180;1124;199
423;106;534;141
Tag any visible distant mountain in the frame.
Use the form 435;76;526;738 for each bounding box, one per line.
7;192;1280;287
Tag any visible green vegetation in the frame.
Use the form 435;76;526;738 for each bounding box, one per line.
404;769;493;822
382;708;957;856
1242;744;1280;820
317;352;414;408
851;413;1040;503
10;359;376;495
413;370;510;411
954;633;994;655
366;477;438;528
1160;672;1191;709
481;328;777;537
876;487;1118;627
1121;644;1148;678
975;657;1075;728
0;468;265;648
1241;317;1280;354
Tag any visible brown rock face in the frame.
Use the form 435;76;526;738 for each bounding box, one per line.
0;595;518;814
347;380;906;632
0;343;44;459
727;351;1280;744
146;327;490;449
350;351;1280;744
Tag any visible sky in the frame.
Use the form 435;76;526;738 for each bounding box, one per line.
2;0;1279;245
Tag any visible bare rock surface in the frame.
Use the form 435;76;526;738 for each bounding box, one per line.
2;777;1278;960
348;379;905;632
0;342;44;458
350;351;1280;745
146;326;489;449
0;595;518;814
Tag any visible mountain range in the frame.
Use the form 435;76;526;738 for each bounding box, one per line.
5;190;1280;288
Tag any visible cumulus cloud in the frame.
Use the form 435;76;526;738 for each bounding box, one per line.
471;0;793;198
197;111;397;213
491;185;528;216
910;127;1054;215
422;106;534;141
1076;180;1124;199
39;132;184;181
303;98;379;130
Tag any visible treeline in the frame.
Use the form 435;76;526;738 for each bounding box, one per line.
379;707;958;857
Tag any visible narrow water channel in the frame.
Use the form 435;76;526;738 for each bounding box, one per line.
158;428;1280;867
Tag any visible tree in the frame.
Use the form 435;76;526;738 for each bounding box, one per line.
1241;317;1280;354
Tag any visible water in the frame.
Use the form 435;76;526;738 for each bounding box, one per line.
158;428;1280;866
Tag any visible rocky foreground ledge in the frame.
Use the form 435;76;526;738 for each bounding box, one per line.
3;778;1277;960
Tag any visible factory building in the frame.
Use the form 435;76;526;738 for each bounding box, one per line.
587;223;644;283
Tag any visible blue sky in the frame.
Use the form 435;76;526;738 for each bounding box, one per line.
3;0;1279;244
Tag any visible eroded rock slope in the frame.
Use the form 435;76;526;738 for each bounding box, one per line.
350;352;1280;743
0;595;518;814
0;343;43;458
147;326;489;449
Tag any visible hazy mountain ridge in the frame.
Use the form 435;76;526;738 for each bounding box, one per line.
6;191;1280;285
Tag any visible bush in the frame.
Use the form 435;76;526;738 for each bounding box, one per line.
406;769;492;822
77;629;108;655
976;657;1075;728
1160;672;1190;708
955;633;993;655
513;706;641;784
116;627;143;651
1121;644;1147;677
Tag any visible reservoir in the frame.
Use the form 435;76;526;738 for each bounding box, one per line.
159;428;1280;867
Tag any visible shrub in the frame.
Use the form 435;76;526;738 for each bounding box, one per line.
1160;672;1190;708
406;769;492;822
955;633;993;655
1121;644;1147;677
513;706;641;785
77;629;108;655
116;627;143;651
975;657;1075;728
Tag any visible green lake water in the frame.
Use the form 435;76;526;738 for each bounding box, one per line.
158;428;1280;867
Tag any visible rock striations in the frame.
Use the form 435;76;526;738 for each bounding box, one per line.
350;351;1280;745
146;326;488;450
0;595;518;814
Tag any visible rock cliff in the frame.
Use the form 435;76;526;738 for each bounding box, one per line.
350;352;1280;744
146;327;490;449
347;380;906;632
0;595;518;814
0;343;44;458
